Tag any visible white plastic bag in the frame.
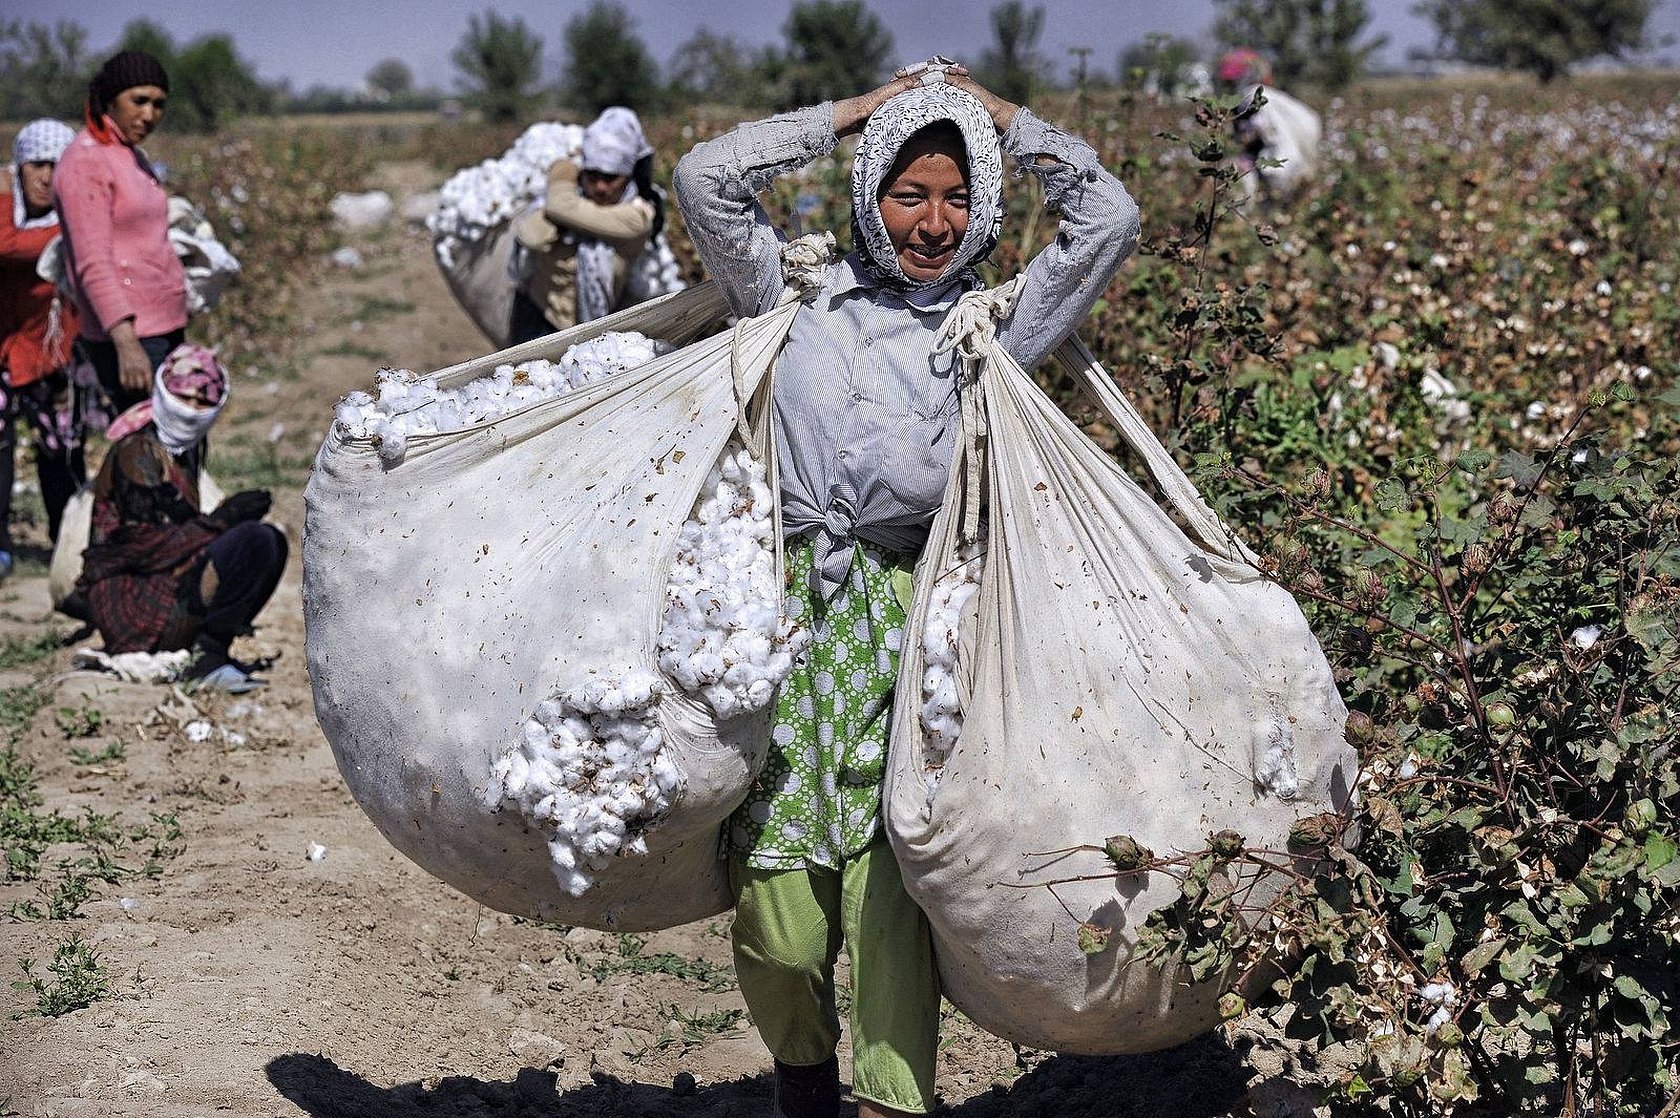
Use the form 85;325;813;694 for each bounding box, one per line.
167;196;240;315
884;282;1357;1054
1250;87;1322;196
304;271;825;930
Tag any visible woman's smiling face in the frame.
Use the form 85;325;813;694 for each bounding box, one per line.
877;127;970;283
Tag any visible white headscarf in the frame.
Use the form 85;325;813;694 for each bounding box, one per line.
850;85;1004;291
580;107;653;177
11;118;75;231
150;344;228;455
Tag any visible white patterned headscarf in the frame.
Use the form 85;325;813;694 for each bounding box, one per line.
581;106;653;177
850;85;1003;291
11;118;75;231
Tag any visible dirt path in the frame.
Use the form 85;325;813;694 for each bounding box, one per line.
0;161;1256;1118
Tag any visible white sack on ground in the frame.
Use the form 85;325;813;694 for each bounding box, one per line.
884;288;1356;1055
305;280;821;930
331;190;395;231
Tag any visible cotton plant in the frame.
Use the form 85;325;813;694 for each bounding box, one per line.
332;331;666;463
427;122;584;267
920;541;986;793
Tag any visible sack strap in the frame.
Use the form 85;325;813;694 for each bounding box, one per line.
1050;334;1255;566
729;232;835;446
934;277;1021;546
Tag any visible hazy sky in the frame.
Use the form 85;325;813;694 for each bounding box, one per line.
10;0;1679;90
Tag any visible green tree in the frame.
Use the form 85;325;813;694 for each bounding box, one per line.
1416;0;1653;83
1118;32;1206;99
451;10;543;123
0;19;92;120
668;30;759;106
1214;0;1387;90
560;1;661;114
767;0;893;108
366;58;413;99
976;1;1046;106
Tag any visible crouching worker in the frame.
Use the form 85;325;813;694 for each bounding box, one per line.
74;345;284;692
676;57;1139;1118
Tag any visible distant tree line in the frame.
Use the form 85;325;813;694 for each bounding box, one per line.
0;0;1658;132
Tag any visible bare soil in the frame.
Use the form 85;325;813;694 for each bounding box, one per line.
0;161;1265;1118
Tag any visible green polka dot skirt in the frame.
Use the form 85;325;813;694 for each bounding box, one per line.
726;536;910;870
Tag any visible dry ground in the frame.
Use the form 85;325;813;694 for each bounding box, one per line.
0;161;1268;1118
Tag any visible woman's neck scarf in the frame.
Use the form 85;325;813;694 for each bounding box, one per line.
574;107;655;324
850;84;1004;292
108;343;228;454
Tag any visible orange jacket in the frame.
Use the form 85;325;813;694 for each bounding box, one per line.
0;192;78;387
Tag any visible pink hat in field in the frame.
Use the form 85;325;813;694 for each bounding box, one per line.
1218;49;1272;86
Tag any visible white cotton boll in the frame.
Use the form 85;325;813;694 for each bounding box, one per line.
334;332;664;456
919;542;985;789
1570;624;1603;649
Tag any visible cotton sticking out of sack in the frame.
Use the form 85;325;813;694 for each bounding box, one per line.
484;670;678;896
331;331;666;463
428;122;584;267
486;439;805;896
658;446;809;720
919;541;985;791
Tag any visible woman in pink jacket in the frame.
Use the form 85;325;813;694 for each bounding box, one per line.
53;50;187;415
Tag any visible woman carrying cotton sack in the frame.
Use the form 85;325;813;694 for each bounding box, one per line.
509;106;665;343
674;57;1139;1118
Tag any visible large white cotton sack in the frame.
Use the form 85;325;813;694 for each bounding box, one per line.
304;281;810;930
884;287;1356;1055
435;219;520;348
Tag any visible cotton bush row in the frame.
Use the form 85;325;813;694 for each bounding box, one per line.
484;671;676;895
920;542;986;793
332;331;665;463
657;445;810;720
427;122;584;267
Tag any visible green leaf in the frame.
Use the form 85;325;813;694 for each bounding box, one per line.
1460;937;1506;976
1644;834;1677;874
1375;477;1410;514
1496;451;1543;488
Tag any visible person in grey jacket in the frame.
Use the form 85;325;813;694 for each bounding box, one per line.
673;61;1139;1118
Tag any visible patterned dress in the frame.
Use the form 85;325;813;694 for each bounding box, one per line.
727;538;910;869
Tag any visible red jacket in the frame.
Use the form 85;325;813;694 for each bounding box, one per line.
51;128;187;343
0;192;78;387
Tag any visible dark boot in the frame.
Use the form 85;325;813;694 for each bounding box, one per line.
773;1056;840;1118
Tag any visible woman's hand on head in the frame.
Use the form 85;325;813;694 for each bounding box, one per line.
942;73;1021;134
833;74;925;137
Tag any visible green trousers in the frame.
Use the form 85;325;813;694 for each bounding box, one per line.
730;840;940;1113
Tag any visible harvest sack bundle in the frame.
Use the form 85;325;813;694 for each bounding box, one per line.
1246;87;1322;195
885;282;1357;1054
428;122;685;348
306;247;829;931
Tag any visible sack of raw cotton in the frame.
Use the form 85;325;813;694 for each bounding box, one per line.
306;261;826;930
166;196;240;314
426;121;687;347
883;281;1358;1055
426;123;584;346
